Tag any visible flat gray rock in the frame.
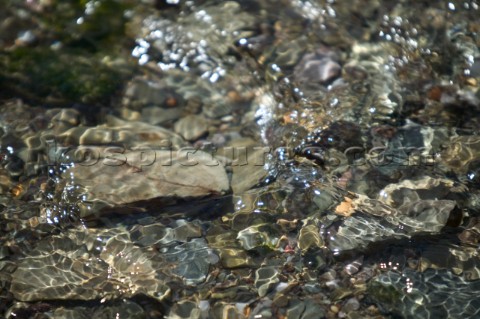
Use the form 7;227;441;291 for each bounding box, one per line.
60;149;230;216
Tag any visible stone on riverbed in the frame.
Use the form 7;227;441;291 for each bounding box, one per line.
9;222;219;303
328;198;458;252
58;149;230;216
368;268;480;318
174;114;209;141
56;115;186;149
225;138;271;194
10;228;171;302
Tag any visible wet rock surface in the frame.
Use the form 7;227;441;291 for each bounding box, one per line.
1;0;480;318
369;268;480;318
60;149;229;217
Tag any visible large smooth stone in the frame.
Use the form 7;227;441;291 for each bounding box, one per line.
60;149;230;215
328;198;458;252
11;253;110;301
10;229;170;302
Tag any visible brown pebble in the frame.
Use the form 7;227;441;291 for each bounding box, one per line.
427;86;442;101
282;112;298;124
366;305;379;315
227;90;242;103
165;97;177;108
335;197;355;216
40;182;48;192
10;184;23;197
371;125;396;140
219;123;230;131
28;217;40;227
243;306;251;317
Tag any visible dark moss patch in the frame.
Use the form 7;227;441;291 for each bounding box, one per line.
0;0;136;106
0;47;131;105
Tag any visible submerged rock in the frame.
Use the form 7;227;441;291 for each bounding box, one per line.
50;300;146;319
174;114;209;141
293;47;342;87
10;228;171;303
441;136;480;175
129;1;255;76
255;266;280;297
59;149;230;216
369;268;480;318
229;145;271;195
141;106;183;126
9;224;218;303
56;115;186;149
328;195;458;252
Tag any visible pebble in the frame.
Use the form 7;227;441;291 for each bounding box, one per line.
174;114;209;141
330;305;340;313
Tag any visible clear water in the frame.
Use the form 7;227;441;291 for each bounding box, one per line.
1;0;480;318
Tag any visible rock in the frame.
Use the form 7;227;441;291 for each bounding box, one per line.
202;101;233;119
123;76;184;110
398;200;457;231
286;299;326;319
343;298;360;313
286;300;306;319
59;149;230;216
368;268;480;318
10;226;215;302
303;249;327;271
11;232;170;302
255;266;279;297
297;224;323;251
162;238;218;285
226;139;271;194
219;248;253;269
441;136;480;174
56;115;186;149
237;223;280;251
328;195;458;252
11;252;108;301
168;300;201;319
142;106;183;125
52;300;146;319
174;114;209;141
129;1;255;75
210;302;243;319
293;48;341;86
377;177;458;207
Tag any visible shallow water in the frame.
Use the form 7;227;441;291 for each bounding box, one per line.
1;0;480;318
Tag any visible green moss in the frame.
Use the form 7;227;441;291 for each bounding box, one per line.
0;47;130;105
0;0;136;105
40;0;134;51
